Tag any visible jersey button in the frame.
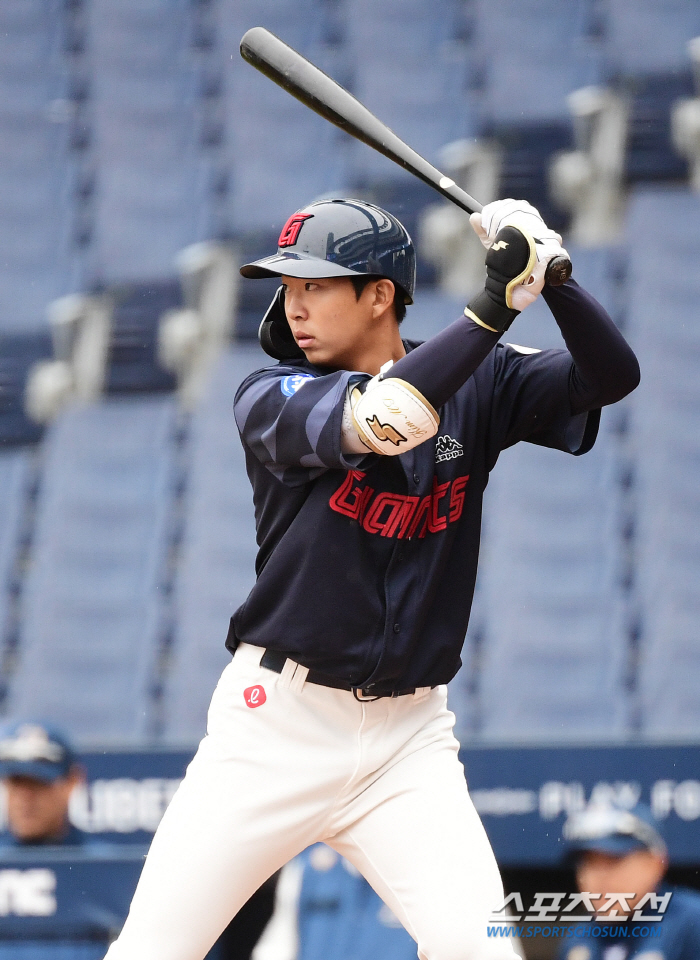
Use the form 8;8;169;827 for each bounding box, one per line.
413;473;420;484
393;623;400;633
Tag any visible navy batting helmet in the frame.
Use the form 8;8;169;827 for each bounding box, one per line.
240;198;415;361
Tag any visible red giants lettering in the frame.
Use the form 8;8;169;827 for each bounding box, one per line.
278;213;313;247
329;470;469;538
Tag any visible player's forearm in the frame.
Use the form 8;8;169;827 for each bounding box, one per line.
388;222;542;409
542;279;640;414
389;317;499;410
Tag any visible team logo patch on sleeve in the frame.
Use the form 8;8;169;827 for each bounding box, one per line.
435;435;464;462
281;373;314;396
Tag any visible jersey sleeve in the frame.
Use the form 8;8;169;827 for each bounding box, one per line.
234;365;373;485
486;342;601;468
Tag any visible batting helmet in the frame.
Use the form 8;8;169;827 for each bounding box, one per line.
240;198;415;361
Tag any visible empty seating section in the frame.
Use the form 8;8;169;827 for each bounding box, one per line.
477;250;628;741
604;0;700;74
0;1;77;332
0;451;29;648
625;188;700;738
345;0;472;181
162;346;265;743
472;0;601;124
219;0;344;232
87;0;207;281
7;399;176;745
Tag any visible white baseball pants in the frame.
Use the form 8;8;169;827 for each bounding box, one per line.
104;643;517;960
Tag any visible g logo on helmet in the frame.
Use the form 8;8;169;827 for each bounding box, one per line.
278;213;313;247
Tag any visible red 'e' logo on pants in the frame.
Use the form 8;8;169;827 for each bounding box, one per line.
244;685;266;708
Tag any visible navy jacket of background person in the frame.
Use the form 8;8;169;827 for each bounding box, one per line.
559;803;700;960
558;887;700;960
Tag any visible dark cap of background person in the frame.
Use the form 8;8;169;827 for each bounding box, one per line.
0;721;74;784
563;802;667;859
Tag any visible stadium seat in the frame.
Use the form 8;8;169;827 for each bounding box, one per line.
624;187;700;737
477;248;629;741
0;332;52;444
162;346;266;743
0;450;30;661
105;281;180;394
0;6;77;332
7;398;177;745
603;0;700;74
472;0;600;123
87;0;207;282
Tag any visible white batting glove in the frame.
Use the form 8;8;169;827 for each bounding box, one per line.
469;199;568;265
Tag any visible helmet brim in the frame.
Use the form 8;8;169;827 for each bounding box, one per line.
240;253;413;304
240;253;360;281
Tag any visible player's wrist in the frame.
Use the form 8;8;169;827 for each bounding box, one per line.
465;225;537;334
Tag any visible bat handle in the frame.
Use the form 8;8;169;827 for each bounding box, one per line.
544;256;572;286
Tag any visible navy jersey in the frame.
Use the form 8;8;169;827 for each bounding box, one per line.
230;339;599;691
558;887;700;960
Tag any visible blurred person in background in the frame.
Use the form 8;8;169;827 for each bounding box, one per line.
0;719;86;847
559;802;700;959
0;719;276;958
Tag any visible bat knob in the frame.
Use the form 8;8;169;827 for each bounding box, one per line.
544;256;572;286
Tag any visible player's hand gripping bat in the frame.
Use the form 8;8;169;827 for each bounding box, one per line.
240;26;572;287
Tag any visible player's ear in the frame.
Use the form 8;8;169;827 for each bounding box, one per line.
371;279;396;318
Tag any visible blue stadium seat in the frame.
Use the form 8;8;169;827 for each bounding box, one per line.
473;0;600;123
87;0;207;282
0;332;52;444
0;450;29;653
477;248;629;741
624;187;700;737
603;0;700;74
0;4;77;332
344;0;473;187
400;288;465;342
218;0;344;231
7;398;177;745
162;346;266;743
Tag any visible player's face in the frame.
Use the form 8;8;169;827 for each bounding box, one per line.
575;849;667;912
281;275;398;371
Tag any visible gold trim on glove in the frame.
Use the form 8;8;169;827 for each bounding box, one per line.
504;229;537;309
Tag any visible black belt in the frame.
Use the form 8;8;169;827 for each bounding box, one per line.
259;649;425;701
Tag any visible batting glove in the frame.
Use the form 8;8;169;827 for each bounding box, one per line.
465;224;538;334
470;199;568;265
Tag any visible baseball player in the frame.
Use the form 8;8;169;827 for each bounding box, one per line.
104;197;639;960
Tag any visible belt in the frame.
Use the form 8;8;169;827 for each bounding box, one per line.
259;649;425;701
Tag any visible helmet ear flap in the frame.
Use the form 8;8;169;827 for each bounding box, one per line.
258;287;305;361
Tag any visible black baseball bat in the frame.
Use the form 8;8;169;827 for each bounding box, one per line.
239;26;572;286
